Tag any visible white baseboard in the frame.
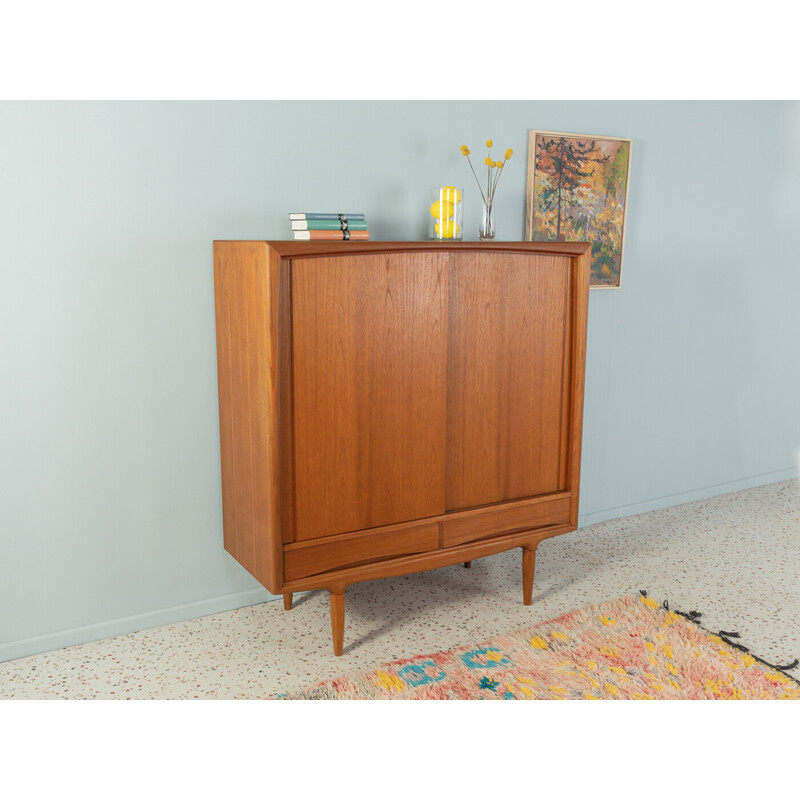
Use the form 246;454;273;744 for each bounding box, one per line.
578;467;799;528
3;468;797;664
0;587;274;664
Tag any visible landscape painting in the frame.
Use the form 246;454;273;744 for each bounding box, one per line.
525;130;632;288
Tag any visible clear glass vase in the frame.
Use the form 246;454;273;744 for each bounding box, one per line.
428;187;463;240
479;201;496;241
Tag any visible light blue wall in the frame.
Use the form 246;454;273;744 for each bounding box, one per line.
1;101;798;661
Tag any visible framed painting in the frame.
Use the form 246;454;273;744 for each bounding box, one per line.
525;130;632;288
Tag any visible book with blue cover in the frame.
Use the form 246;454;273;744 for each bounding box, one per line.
289;213;366;221
292;219;369;231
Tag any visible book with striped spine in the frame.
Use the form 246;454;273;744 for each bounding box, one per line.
289;213;366;221
292;219;369;231
293;230;370;241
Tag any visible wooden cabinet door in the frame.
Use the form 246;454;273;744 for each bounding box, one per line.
446;251;572;511
291;253;448;540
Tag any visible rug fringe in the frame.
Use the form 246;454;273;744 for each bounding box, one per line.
639;589;800;682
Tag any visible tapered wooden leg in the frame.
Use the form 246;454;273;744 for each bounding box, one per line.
330;590;345;656
283;592;293;611
522;545;537;606
464;561;472;568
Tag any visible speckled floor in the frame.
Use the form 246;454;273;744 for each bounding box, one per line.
1;479;798;699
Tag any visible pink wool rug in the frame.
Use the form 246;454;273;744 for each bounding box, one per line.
276;592;800;700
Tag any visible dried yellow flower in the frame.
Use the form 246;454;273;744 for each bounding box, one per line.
505;148;513;159
460;145;470;156
486;139;493;147
484;157;493;166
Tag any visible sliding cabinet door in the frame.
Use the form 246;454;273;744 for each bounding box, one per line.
446;251;572;511
291;252;448;540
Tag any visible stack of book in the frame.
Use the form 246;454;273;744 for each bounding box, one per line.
289;212;370;240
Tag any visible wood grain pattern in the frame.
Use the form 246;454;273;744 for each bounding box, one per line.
291;252;448;540
278;255;296;545
213;242;282;593
566;248;591;527
284;523;438;581
440;494;571;548
218;240;592;259
522;545;537;605
212;241;591;654
281;491;569;553
330;591;345;656
446;252;570;510
282;522;575;595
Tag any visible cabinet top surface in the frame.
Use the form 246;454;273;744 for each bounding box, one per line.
213;240;591;258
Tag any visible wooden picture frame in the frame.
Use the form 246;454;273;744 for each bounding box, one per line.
525;130;632;289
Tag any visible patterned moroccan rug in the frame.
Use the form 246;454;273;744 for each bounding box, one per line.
276;592;800;699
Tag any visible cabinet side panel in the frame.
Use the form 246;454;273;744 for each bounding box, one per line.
213;242;282;593
566;251;591;526
292;252;448;540
446;252;570;511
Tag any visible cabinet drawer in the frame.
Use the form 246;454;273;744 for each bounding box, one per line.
440;495;571;548
283;523;439;582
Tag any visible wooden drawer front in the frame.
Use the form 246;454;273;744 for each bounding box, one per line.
284;523;439;582
441;495;571;548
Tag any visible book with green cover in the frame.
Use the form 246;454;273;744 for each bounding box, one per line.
291;219;369;231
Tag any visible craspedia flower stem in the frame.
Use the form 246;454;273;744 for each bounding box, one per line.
459;139;512;237
490;161;506;203
464;153;486;204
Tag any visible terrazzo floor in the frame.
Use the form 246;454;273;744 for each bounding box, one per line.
2;479;798;699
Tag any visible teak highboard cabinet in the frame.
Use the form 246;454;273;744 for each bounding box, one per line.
213;240;590;655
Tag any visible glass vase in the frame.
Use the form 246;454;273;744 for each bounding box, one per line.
479;201;496;241
428;187;463;240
